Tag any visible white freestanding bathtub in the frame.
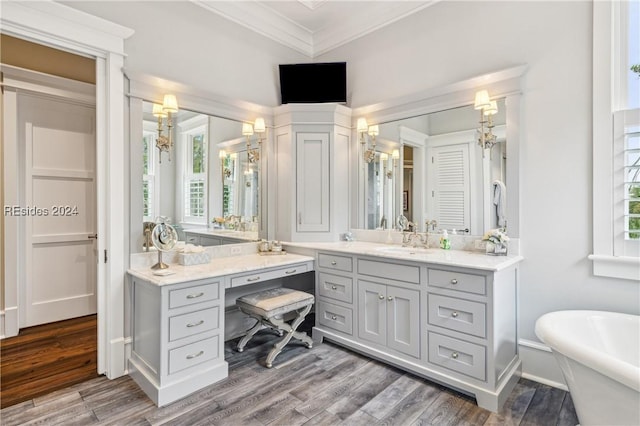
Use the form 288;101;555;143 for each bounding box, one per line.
535;310;640;426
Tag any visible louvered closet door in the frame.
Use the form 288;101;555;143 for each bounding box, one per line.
431;144;470;231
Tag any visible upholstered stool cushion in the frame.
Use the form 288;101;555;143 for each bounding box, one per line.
236;288;314;319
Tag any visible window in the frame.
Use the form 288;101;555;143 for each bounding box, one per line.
591;0;640;280
142;126;159;222
182;125;207;224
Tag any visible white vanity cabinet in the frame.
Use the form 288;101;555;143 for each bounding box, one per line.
311;248;520;412
129;277;227;406
273;104;351;242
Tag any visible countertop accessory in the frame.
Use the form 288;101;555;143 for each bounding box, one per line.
150;222;178;269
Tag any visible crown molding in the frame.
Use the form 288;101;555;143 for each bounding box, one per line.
191;0;314;57
190;0;438;58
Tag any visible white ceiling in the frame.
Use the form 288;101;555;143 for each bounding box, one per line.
191;0;437;58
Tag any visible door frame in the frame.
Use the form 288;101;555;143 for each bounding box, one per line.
1;2;134;379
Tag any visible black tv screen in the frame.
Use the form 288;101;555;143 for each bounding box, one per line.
279;62;346;104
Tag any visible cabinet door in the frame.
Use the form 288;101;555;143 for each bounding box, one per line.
296;132;329;232
387;286;420;358
358;280;386;346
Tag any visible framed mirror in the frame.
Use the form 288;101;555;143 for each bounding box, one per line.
352;65;527;238
359;99;508;236
132;100;262;252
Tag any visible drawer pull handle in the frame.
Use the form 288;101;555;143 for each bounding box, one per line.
187;320;204;328
451;279;458;285
247;276;261;282
331;261;337;265
285;269;297;274
378;294;385;300
387;296;393;301
187;292;204;299
451;312;459;318
331;285;337;290
186;350;204;360
331;315;337;320
451;352;459;359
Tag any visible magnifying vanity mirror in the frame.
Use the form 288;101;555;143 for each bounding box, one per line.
361;100;507;236
132;100;262;252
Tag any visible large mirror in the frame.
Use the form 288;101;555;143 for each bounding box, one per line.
134;101;261;252
361;100;506;235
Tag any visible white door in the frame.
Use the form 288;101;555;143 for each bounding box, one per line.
296;132;330;232
20;93;97;327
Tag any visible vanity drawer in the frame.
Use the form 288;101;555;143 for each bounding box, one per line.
169;306;220;342
318;272;353;304
358;259;420;284
169;281;221;309
428;294;486;338
428;332;486;381
428;269;486;295
230;262;310;287
317;300;353;335
168;335;220;375
318;253;353;273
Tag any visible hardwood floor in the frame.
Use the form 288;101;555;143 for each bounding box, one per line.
0;323;578;425
0;314;98;409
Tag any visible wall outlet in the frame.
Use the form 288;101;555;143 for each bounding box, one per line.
474;239;487;250
231;246;241;254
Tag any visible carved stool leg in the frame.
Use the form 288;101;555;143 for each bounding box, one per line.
265;304;312;368
236;317;263;353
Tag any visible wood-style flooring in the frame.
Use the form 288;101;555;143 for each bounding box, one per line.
0;322;578;425
0;314;98;409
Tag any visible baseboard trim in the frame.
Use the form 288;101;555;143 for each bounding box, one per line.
107;336;127;379
518;338;567;390
0;306;18;339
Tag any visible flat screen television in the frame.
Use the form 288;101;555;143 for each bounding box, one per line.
279;62;346;104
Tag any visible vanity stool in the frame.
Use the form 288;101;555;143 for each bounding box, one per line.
236;287;314;368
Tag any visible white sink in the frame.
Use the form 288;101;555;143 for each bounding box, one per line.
374;246;438;255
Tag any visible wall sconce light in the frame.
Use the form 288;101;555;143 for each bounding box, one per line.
474;90;498;156
358;118;380;163
153;94;179;163
243;118;265;163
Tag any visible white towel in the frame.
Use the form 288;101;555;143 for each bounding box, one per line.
492;180;507;227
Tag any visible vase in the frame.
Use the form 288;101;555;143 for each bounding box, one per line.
486;241;508;256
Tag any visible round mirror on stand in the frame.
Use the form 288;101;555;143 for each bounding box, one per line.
151;221;178;270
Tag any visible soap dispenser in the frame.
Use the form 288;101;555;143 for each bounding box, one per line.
440;230;451;250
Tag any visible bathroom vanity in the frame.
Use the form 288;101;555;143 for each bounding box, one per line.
127;252;313;406
286;241;523;412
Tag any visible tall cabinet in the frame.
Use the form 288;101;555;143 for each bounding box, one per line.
273;104;352;242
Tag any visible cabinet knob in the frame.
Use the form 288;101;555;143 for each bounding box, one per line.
387;296;393;301
331;315;337;320
331;261;337;266
331;285;337;290
451;352;459;359
450;278;458;285
378;294;385;300
451;312;459;318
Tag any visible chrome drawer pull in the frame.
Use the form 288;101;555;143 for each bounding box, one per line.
450;279;458;285
378;294;385;300
247;276;261;282
331;261;337;265
187;320;204;328
451;312;459;318
331;285;337;290
387;296;393;301
331;315;337;320
187;292;204;299
285;269;297;274
186;350;204;360
451;352;459;359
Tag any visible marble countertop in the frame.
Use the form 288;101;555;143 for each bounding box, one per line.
183;228;259;241
128;252;314;286
284;241;523;272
